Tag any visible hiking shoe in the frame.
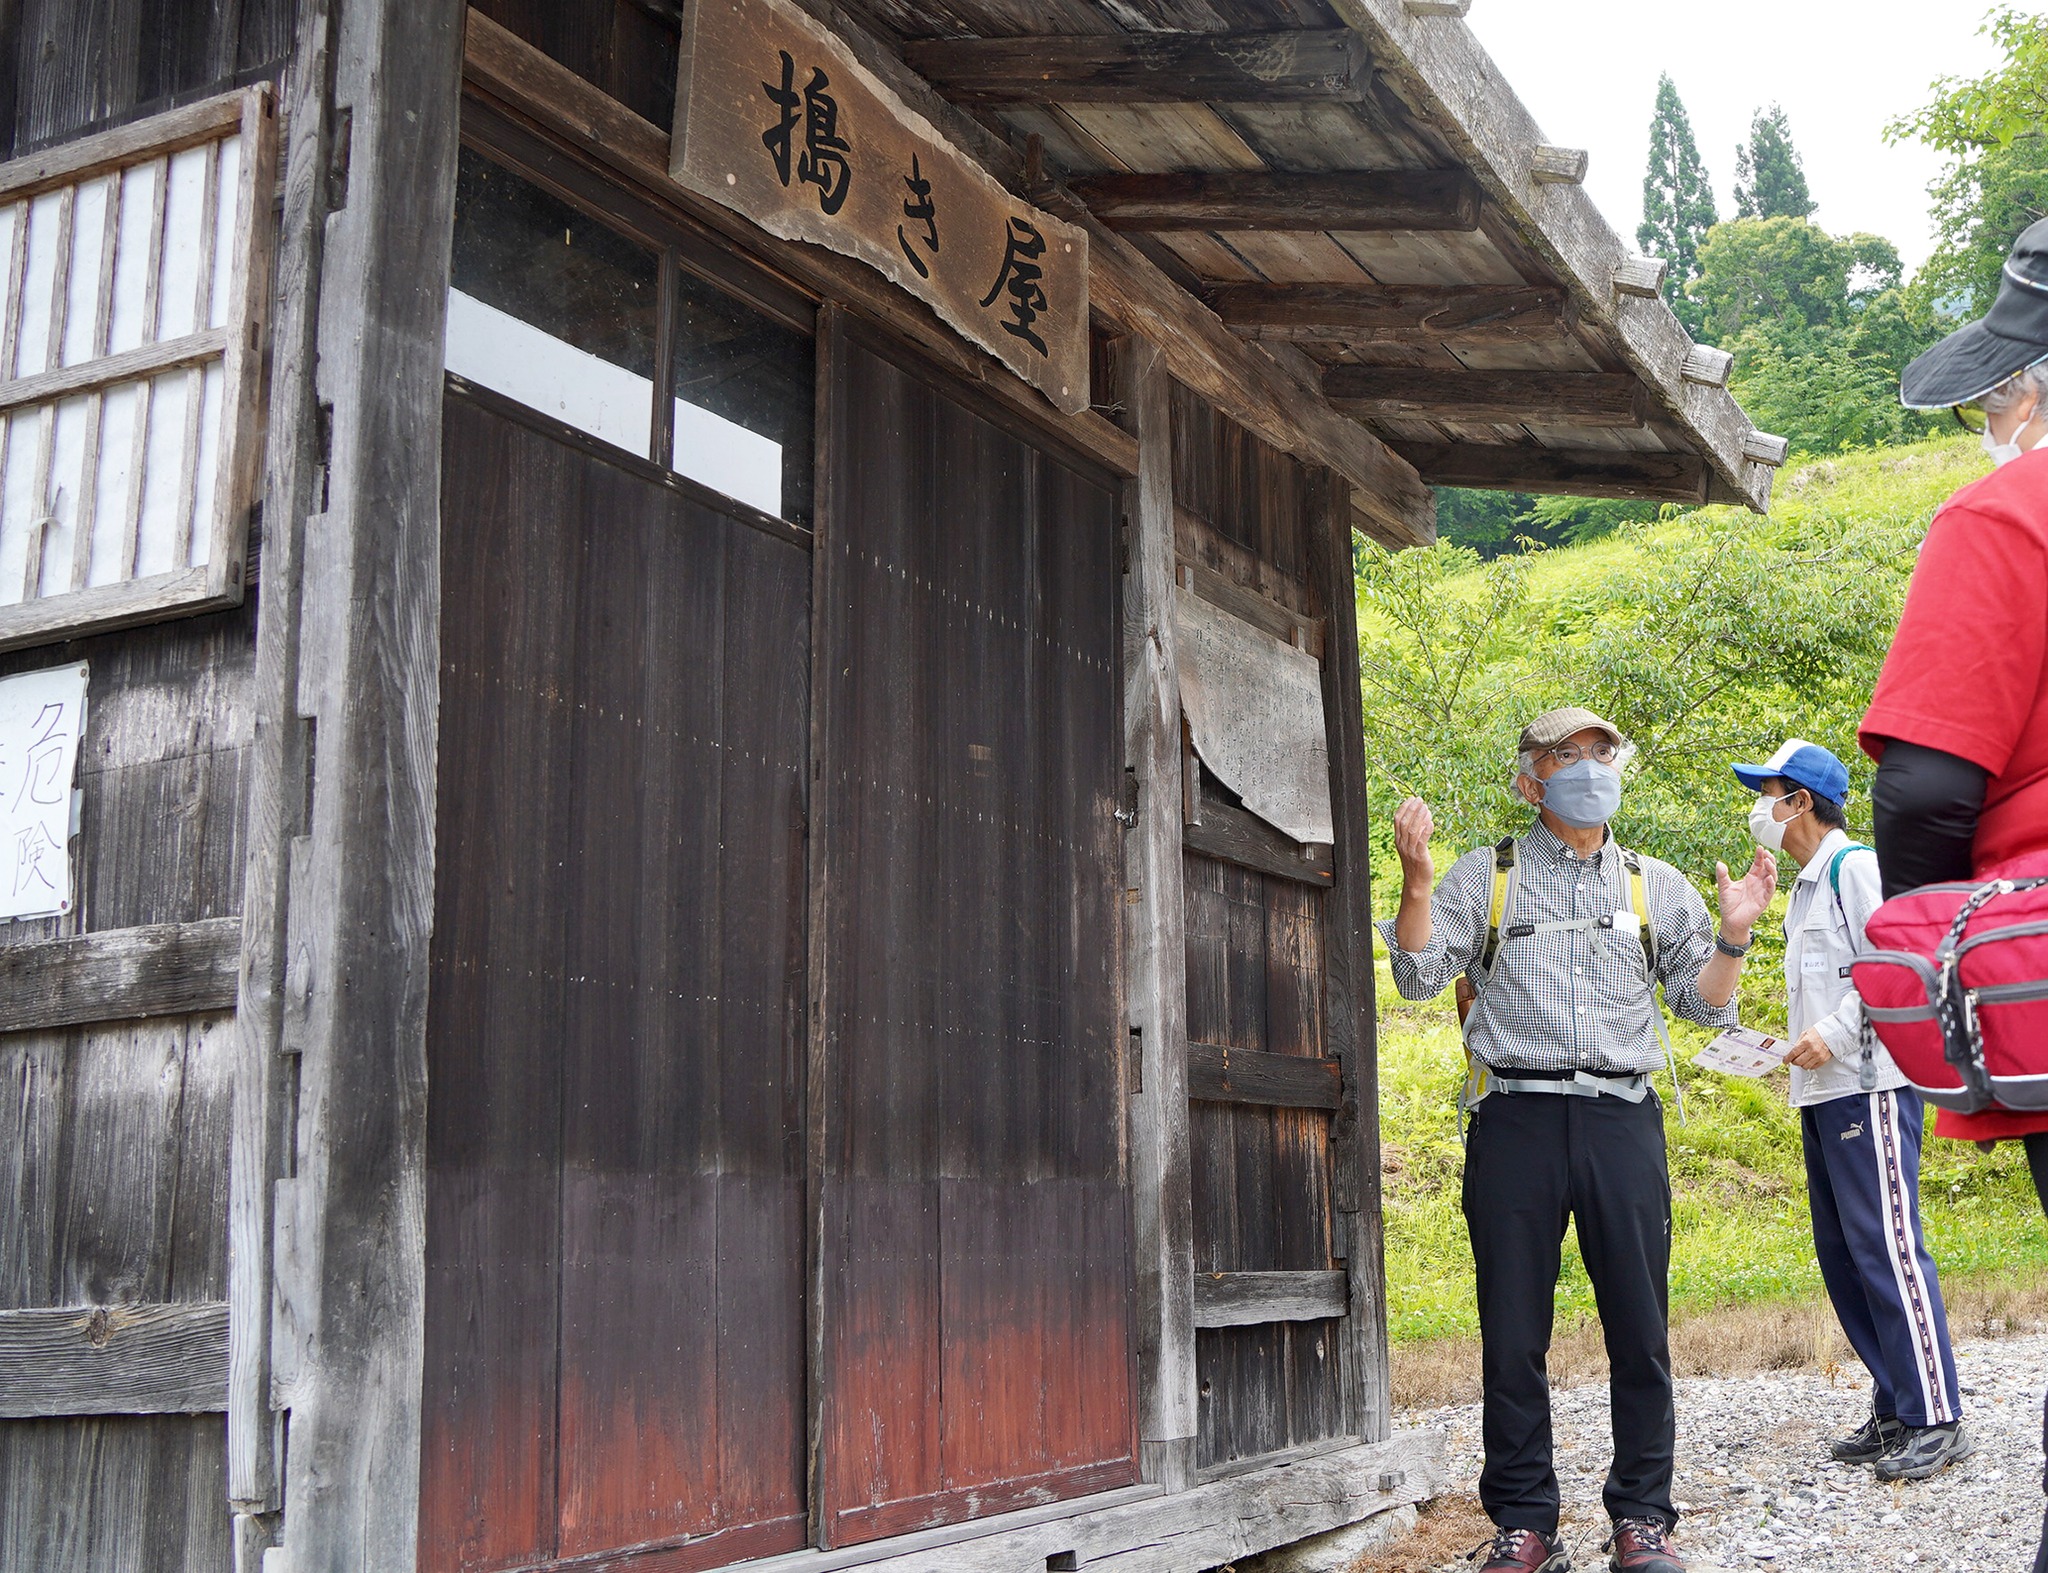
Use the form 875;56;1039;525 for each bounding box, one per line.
1829;1411;1904;1464
1873;1421;1977;1481
1469;1526;1570;1571
1604;1516;1685;1572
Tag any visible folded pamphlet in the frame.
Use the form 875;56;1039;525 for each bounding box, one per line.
1694;1026;1787;1078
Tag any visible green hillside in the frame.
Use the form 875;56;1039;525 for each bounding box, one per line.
1363;435;2048;1346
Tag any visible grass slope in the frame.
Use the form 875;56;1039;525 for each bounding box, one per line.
1373;436;2048;1349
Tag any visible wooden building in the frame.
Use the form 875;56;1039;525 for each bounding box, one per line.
0;1;1777;1571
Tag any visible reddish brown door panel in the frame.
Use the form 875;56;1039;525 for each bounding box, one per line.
422;391;809;1573
814;332;1136;1547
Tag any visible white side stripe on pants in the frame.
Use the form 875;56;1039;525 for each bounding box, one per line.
1870;1091;1955;1425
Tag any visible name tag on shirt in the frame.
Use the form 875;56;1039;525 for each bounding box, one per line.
1801;949;1830;975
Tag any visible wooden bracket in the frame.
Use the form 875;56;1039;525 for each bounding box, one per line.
1528;146;1588;186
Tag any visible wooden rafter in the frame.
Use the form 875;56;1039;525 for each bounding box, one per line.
903;29;1370;105
1069;169;1481;233
1391;442;1709;503
1324;366;1647;428
1207;281;1571;345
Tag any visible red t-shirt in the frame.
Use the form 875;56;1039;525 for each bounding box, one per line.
1862;446;2048;1140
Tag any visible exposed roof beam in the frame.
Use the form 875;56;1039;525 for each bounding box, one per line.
1068;170;1481;233
1334;0;1773;508
1323;367;1648;428
903;30;1370;105
1392;443;1708;503
1207;282;1572;345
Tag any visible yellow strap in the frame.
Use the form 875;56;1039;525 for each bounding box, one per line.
1627;863;1654;974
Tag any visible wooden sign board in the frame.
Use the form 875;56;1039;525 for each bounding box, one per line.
672;0;1090;415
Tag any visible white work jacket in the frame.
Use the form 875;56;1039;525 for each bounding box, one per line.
1783;828;1907;1108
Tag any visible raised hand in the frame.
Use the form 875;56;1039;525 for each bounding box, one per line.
1394;796;1436;892
1713;846;1778;940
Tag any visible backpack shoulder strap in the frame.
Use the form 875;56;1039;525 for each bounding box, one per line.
1476;836;1518;974
1619;847;1659;977
1828;842;1874;896
1828;841;1874;926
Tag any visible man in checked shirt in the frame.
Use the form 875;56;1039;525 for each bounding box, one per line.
1381;707;1777;1573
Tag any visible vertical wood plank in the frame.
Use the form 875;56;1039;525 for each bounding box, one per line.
1311;467;1390;1443
274;2;464;1571
229;0;333;1517
1118;335;1197;1491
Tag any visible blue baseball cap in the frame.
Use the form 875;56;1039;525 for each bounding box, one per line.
1731;738;1850;806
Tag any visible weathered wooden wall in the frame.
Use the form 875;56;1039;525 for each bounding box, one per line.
0;5;293;1568
0;0;296;160
0;607;256;1573
1169;386;1387;1468
466;0;677;127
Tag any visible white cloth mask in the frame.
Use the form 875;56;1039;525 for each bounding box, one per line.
1748;791;1799;852
1983;421;2048;466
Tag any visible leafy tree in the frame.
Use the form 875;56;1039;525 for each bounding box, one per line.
1690;219;1940;454
1917;137;2048;314
1734;105;1817;221
1889;6;2048;153
1888;10;2048;316
1434;490;1662;558
1638;74;1719;336
1690;218;1876;342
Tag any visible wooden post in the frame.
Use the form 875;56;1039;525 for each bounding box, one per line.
270;0;462;1567
1117;336;1198;1491
1311;468;1392;1443
227;0;339;1539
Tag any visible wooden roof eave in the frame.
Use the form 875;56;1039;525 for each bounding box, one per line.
1327;0;1776;513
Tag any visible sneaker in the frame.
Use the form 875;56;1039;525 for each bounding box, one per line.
1468;1526;1571;1571
1829;1411;1904;1464
1873;1421;1977;1481
1603;1516;1685;1572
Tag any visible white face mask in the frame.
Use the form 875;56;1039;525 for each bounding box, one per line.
1748;791;1801;852
1983;426;2026;467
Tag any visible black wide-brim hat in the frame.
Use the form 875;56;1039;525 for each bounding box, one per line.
1902;216;2048;409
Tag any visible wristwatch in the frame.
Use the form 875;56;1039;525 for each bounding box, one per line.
1714;931;1751;958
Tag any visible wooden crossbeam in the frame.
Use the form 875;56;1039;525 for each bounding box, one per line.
0;1302;229;1417
1208;282;1571;345
1391;442;1709;503
1193;1271;1349;1329
903;29;1370;105
0;916;242;1033
1069;169;1481;233
1324;367;1647;428
1189;1042;1343;1109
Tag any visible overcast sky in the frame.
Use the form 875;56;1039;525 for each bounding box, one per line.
1464;2;2013;274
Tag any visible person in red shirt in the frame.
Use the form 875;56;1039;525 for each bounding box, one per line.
1863;213;2048;1573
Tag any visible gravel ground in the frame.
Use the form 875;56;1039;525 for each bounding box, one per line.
1404;1332;2048;1571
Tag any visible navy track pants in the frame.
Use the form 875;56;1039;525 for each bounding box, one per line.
1801;1089;1960;1429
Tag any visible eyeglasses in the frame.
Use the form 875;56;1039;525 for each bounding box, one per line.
1538;740;1623;767
1953;405;1986;435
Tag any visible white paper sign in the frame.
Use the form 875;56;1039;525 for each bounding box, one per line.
0;662;89;920
1694;1025;1788;1078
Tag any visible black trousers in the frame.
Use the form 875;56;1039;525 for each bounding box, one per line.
1463;1087;1675;1535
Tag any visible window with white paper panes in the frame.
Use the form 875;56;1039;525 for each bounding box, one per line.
0;85;277;652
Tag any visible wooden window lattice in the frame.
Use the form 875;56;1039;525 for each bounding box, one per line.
0;85;277;652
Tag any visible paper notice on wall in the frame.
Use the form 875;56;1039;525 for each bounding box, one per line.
0;662;89;921
1174;586;1334;846
1694;1026;1788;1078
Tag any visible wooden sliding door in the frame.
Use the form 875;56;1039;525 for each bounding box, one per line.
810;325;1137;1546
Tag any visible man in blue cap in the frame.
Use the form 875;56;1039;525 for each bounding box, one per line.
1733;739;1968;1480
